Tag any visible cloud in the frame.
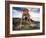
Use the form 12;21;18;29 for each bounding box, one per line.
31;8;40;13
13;7;24;11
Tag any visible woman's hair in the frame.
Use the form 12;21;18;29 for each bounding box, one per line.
23;8;29;12
23;8;29;15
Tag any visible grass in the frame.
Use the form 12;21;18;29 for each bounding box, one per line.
13;22;40;30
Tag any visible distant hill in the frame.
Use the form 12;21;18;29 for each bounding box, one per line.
13;18;40;25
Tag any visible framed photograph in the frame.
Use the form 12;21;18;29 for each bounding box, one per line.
5;1;45;37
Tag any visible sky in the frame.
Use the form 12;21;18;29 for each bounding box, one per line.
12;7;40;21
13;7;40;12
